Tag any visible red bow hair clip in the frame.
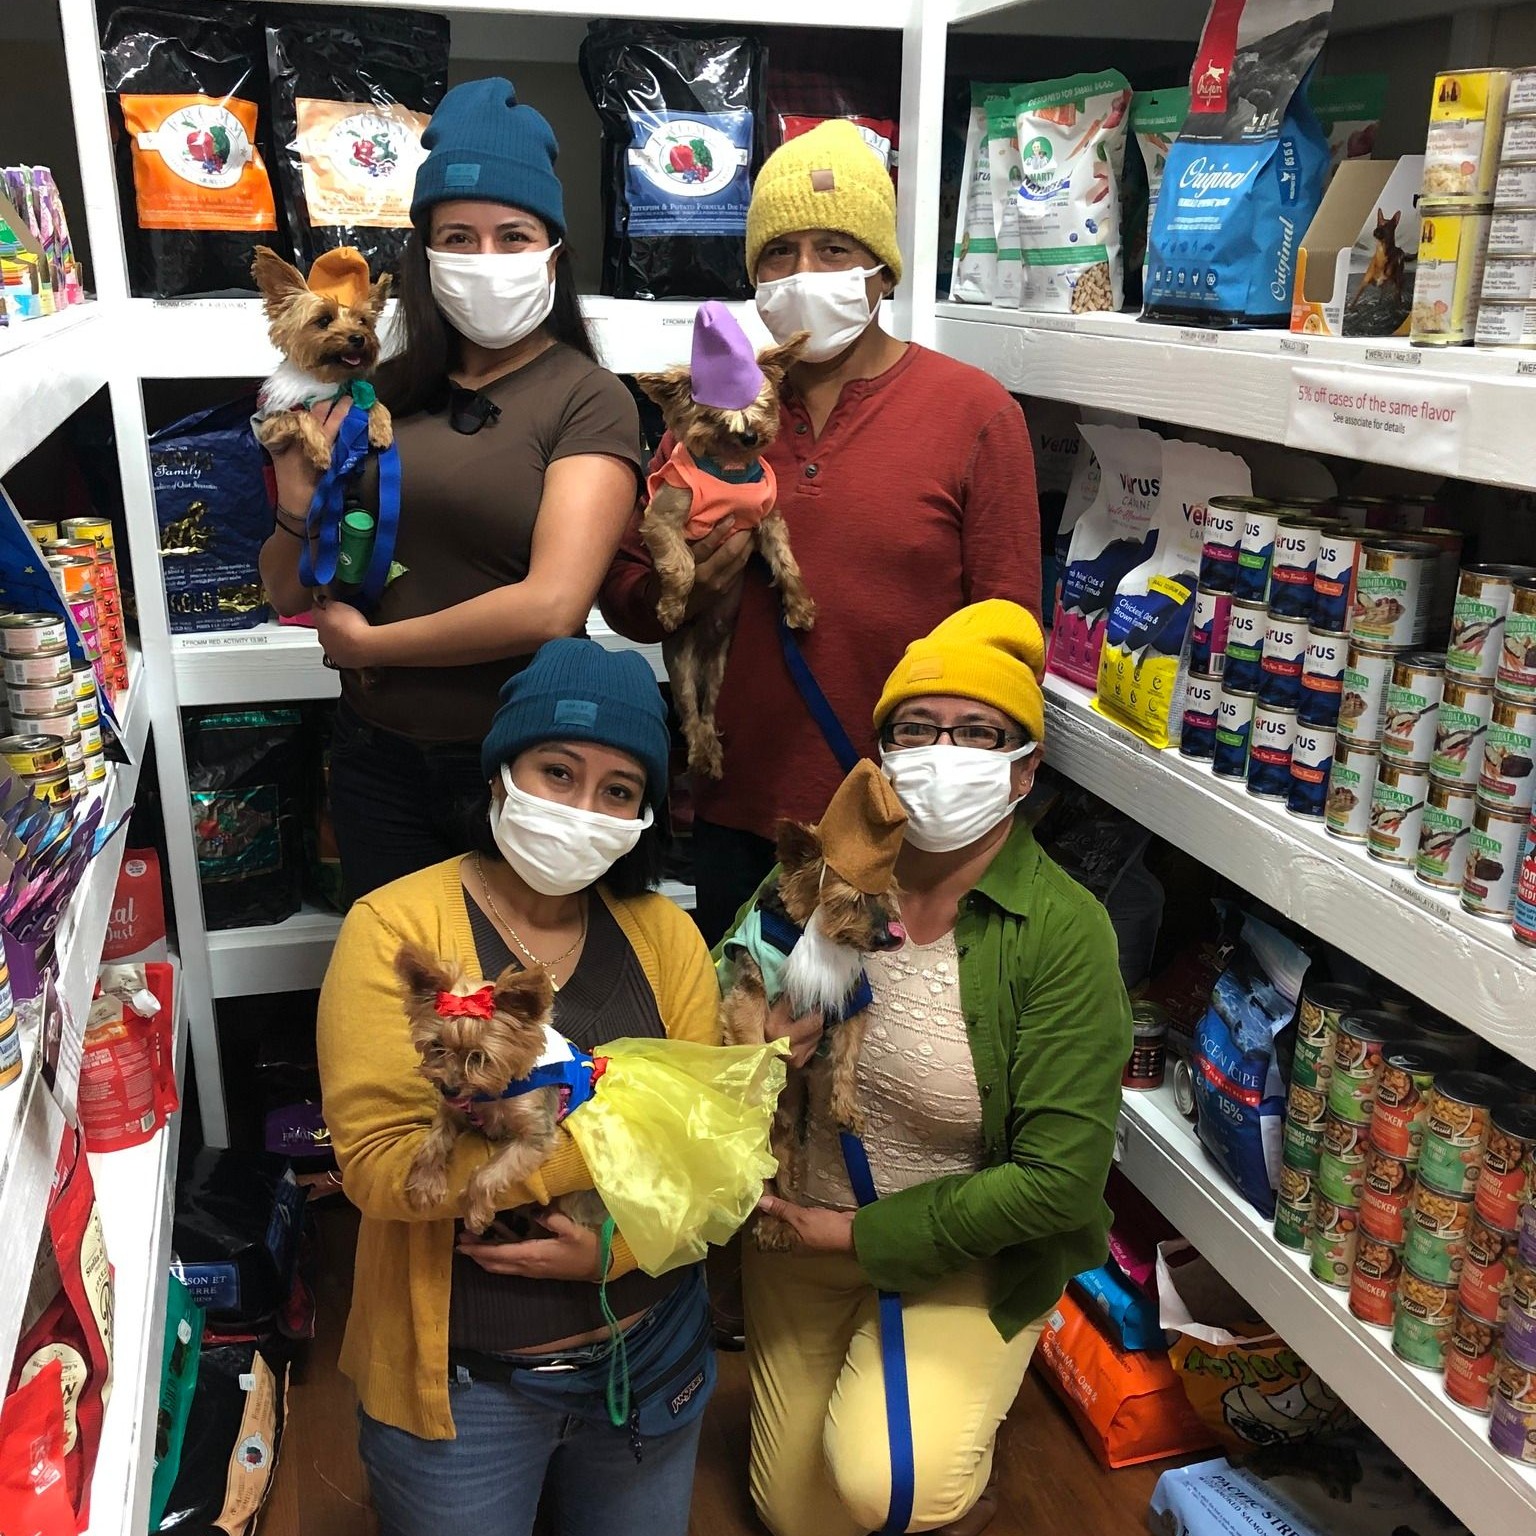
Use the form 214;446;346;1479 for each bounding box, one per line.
435;986;496;1019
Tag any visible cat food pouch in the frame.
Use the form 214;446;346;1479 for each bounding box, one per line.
1130;88;1189;282
1145;0;1335;328
1096;440;1253;749
580;22;763;300
1012;72;1132;314
1048;423;1165;689
1310;73;1387;170
988;95;1025;308
265;6;448;280
951;84;1003;303
100;2;281;297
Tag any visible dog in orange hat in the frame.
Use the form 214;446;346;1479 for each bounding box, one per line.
251;245;393;472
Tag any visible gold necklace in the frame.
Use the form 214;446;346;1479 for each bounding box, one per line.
476;855;586;991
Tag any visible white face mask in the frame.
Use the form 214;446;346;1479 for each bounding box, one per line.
427;242;560;350
879;742;1037;854
489;766;652;896
755;265;882;363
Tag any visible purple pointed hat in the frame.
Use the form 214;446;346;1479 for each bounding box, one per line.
690;301;764;410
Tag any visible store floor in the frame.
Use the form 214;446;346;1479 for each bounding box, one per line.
262;1204;1162;1536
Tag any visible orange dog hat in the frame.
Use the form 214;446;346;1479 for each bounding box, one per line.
815;760;907;896
307;247;372;308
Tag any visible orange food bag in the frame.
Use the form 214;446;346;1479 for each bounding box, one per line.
1032;1290;1216;1468
120;94;277;231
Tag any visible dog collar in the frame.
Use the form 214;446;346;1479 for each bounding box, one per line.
694;454;765;485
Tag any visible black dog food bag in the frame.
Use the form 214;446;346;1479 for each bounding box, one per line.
99;1;284;297
580;22;764;300
264;5;449;280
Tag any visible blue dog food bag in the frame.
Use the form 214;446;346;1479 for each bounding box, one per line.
1144;0;1334;328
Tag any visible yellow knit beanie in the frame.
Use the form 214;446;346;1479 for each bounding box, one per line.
874;601;1046;744
746;121;902;283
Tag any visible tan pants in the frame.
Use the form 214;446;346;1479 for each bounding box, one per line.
743;1247;1043;1536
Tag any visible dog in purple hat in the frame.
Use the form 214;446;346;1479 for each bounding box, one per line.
637;304;814;778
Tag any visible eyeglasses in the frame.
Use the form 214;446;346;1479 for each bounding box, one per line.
880;721;1028;752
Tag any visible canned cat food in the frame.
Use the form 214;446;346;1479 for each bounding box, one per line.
1450;564;1536;681
1310;1195;1359;1288
1122;1005;1166;1091
1497;161;1536;207
1508;115;1536;163
1354;541;1435;647
1394;1263;1458;1368
1480;693;1536;810
1179;673;1221;760
1462;1212;1519;1323
1445;1307;1502;1413
11;706;77;742
1189;588;1231;675
1408;1014;1480;1069
1326;739;1381;840
1213;687;1256;780
1516;806;1536;945
1246;703;1296;798
1269;518;1324;619
3;649;71;687
1476;1102;1536;1228
0;734;66;778
1338;642;1394;744
0;613;68;655
1483;254;1536;299
1500;579;1536;699
1424;70;1509;201
1368;761;1429;864
1490;208;1536;254
6;679;76;718
1287;723;1335;819
1273;1190;1313;1252
31;771;72;809
1258;614;1309;709
1235;505;1279;603
1475;300;1536;345
46;555;94;602
84;751;107;787
1299;630;1348;728
1416;778;1479;888
1362;1147;1417;1243
1381;652;1445;766
59;732;83;770
1509;66;1536;114
1349;1233;1404;1328
1313;530;1361;633
75;691;99;731
1199;497;1251;593
1412;204;1492;344
1223;602;1266;694
1420;1071;1503;1194
60;517;114;551
1406;1182;1474;1282
1432;677;1495;784
1489;1357;1536;1462
1463;799;1529;916
1372;1046;1453;1161
70;660;96;699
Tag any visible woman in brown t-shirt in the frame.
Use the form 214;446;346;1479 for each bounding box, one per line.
260;78;642;899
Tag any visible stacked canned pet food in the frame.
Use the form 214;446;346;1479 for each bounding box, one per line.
28;516;131;702
1478;68;1536;347
1488;1183;1536;1462
0;611;105;806
1412;69;1507;346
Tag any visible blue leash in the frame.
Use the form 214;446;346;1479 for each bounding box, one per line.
299;395;400;607
775;610;859;773
840;1131;915;1535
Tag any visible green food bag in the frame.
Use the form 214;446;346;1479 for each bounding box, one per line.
149;1272;204;1529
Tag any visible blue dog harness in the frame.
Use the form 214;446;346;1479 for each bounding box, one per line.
442;1028;604;1126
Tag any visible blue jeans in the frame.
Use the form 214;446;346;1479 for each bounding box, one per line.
358;1370;703;1536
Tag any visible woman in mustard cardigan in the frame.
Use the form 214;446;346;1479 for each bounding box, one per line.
318;639;718;1536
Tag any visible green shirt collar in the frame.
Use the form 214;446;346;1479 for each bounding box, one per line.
971;817;1042;919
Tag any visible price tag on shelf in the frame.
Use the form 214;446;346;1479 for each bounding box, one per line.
1113;1119;1128;1164
1283;365;1468;476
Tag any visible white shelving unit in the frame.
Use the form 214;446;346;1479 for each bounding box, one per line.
0;304;108;475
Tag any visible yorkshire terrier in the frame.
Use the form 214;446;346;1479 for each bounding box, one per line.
636;303;814;779
251;245;392;473
396;944;602;1237
718;762;906;1248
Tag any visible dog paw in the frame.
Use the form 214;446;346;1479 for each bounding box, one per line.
752;1212;798;1252
303;441;334;474
464;1191;497;1236
368;422;394;451
405;1160;448;1213
689;738;725;779
656;597;687;633
829;1096;866;1137
783;596;817;632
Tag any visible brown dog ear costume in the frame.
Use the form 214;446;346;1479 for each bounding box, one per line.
814;760;907;895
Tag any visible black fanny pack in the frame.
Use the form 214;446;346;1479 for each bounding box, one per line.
453;1267;715;1456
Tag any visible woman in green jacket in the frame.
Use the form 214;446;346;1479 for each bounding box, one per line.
745;601;1132;1536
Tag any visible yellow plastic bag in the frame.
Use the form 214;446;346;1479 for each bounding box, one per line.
565;1037;788;1276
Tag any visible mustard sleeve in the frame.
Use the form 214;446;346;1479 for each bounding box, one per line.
317;899;598;1222
652;901;723;1046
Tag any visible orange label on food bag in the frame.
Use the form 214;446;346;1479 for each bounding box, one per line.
121;94;278;230
295;99;430;228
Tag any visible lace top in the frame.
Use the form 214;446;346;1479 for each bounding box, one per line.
800;930;987;1212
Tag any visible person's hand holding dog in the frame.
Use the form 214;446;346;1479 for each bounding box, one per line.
269;397;349;518
456;1212;605;1281
681;517;753;623
765;991;824;1068
754;1196;855;1254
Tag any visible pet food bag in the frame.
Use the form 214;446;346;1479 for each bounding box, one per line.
765;27;900;171
1033;1291;1216;1469
1130;88;1189;282
183;708;308;930
1011;71;1132;313
8;1125;114;1530
1145;0;1335;328
78;960;178;1153
104;847;169;964
1310;74;1387;170
0;1360;75;1536
1157;1241;1352;1449
1048;423;1165;689
1096;439;1252;749
150;1274;204;1531
580;23;763;300
151;398;271;634
987;95;1027;309
950;84;1006;304
100;3;282;297
265;6;448;279
1071;1261;1167;1353
1191;914;1310;1217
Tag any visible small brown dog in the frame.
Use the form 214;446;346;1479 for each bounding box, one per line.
718;762;906;1247
397;943;585;1236
251;245;392;473
636;303;814;779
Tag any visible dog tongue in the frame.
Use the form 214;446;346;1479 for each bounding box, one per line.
690;301;764;411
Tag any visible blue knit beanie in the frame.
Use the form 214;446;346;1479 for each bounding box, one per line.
481;639;671;809
411;77;565;234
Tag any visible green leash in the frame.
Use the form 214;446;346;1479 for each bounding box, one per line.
597;1217;632;1430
